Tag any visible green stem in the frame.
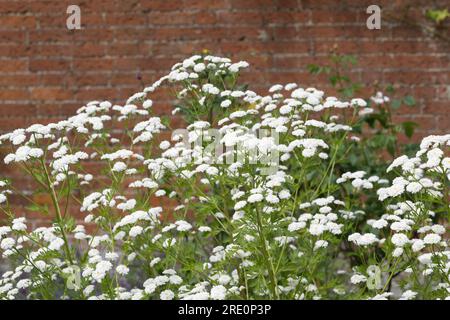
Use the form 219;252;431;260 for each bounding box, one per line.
255;207;279;299
40;159;74;265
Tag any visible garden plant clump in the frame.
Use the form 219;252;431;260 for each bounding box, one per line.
0;54;448;300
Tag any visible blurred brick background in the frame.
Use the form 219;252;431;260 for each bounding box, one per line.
0;0;449;227
0;0;449;135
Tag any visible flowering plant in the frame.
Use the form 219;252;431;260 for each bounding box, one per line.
0;54;448;300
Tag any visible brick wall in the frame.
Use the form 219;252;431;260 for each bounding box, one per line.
0;0;449;136
0;0;449;226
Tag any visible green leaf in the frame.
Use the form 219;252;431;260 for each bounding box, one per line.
161;115;171;127
346;55;358;65
340;76;351;83
426;8;450;24
364;115;376;128
341;87;354;98
329;75;339;86
26;203;49;215
391;99;401;110
402;121;419;138
307;64;320;74
385;84;395;94
308;64;331;75
372;112;388;128
403;95;416;106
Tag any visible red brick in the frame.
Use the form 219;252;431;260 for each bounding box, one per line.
0;104;37;117
0;89;30;100
0;60;28;72
216;12;263;25
29;59;71;72
0;15;36;28
311;10;361;24
73;58;114;71
423;101;449;114
31;88;71;100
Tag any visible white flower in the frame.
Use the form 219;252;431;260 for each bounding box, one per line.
390;221;411;232
155;190;166;197
269;84;283;92
266;194;279;204
96;260;113;272
234;201;246;210
154;275;169;286
11;133;26;145
431;225;445;234
391;233;409;247
348;233;378;246
210;285;227;300
175;220;192;232
392;247;404;257
309;223;326;236
12;218;27;231
160;289;175;300
150;257;161;267
159;141;170;150
112;161;127;172
0;238;15;250
247;193;263;203
370;292;393;300
129;226;143;238
220;100;231;108
350;274;367;284
351;98;367;107
285;83;297;90
116;265;129;276
229;110;246;119
423;233;441;245
92;260;112;283
412;240;425;252
406;182;422;194
198;226;211;233
16;279;32;289
193;63;206;73
228;61;249;73
48;238;65;251
387;155;408;172
418;253;433;265
0;226;11;237
278;190;291;199
371;219;388;229
117;199;136;211
216;274;231;285
371;91;389;105
105;252;119;261
143;99;153;109
314;240;328;250
288;221;306;232
425;148;443;168
279;105;292;114
169;275;183;285
400;290;417;300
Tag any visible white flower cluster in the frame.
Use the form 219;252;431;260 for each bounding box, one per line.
378;135;449;201
337;171;388;190
0;54;448;300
